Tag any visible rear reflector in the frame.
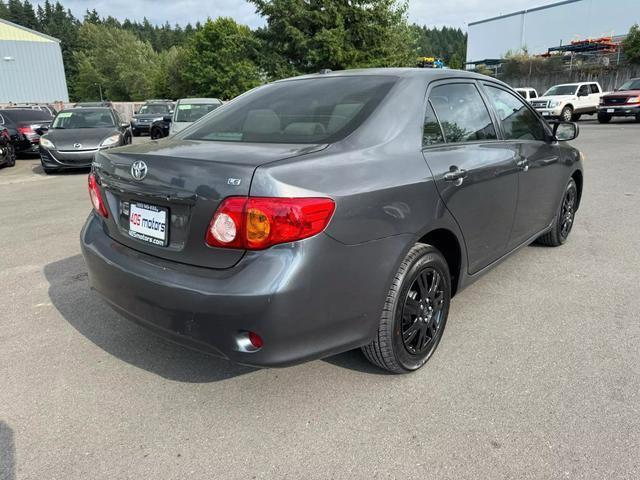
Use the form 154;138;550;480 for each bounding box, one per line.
206;196;335;250
88;173;108;218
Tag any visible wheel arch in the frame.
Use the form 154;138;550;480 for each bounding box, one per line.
418;228;462;297
571;169;583;209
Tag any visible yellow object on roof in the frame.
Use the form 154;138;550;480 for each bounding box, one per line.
0;18;56;43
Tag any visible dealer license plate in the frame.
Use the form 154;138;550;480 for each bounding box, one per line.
607;109;615;113
128;202;168;246
541;112;550;116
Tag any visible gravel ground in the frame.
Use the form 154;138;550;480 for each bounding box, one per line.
1;122;639;480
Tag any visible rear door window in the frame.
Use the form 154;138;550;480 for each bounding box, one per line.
429;83;497;143
422;101;444;147
484;85;545;141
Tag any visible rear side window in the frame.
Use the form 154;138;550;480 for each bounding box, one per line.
422;101;444;147
184;76;397;144
429;83;497;144
485;86;545;141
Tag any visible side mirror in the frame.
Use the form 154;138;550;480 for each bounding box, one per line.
120;122;129;129
35;126;49;135
553;122;579;141
163;115;172;123
134;110;138;115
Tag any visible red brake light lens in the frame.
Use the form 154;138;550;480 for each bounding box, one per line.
206;196;335;250
88;173;108;218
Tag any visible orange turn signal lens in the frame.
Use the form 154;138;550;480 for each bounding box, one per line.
246;208;271;243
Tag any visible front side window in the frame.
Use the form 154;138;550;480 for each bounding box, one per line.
485;86;545;141
530;91;537;99
429;83;497;144
590;84;600;94
422;101;444;147
184;76;397;144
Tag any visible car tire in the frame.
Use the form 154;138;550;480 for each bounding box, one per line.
571;113;582;121
362;243;451;374
597;113;612;124
7;145;16;167
150;127;162;140
635;114;640;123
536;178;578;247
561;106;573;122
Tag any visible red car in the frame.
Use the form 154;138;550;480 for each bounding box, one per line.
598;78;640;123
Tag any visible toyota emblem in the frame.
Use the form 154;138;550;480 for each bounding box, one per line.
131;160;148;181
74;143;82;149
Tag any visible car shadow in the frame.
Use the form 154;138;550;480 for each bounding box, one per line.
44;255;256;383
31;163;90;176
0;421;15;480
323;350;393;375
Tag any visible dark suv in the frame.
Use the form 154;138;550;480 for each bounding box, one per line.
130;101;174;136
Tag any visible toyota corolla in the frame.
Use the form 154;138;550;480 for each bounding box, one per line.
81;69;584;373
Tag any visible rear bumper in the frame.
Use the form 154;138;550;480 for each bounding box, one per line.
80;213;409;367
598;105;640;117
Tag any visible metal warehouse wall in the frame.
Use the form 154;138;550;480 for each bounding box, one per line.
467;0;640;63
0;39;69;103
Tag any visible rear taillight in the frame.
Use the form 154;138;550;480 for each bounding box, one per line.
88;173;108;218
206;196;335;250
17;126;36;139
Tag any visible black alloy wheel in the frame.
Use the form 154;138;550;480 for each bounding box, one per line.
401;267;445;355
559;181;577;240
362;243;451;373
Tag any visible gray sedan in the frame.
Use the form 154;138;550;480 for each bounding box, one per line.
81;69;584;373
39;107;131;174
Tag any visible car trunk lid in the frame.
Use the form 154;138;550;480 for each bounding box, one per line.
93;138;326;269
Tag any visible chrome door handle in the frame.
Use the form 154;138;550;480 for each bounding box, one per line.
444;167;467;186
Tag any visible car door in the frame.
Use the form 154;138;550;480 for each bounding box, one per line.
423;81;519;274
588;83;601;110
482;83;563;248
576;84;590;112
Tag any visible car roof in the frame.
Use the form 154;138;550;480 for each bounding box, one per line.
278;67;487;81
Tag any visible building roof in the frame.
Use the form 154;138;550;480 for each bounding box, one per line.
0;18;59;43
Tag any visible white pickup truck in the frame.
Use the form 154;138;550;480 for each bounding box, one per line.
531;82;606;122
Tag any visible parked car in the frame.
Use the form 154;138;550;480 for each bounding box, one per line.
531;82;605;121
170;98;223;135
514;87;538;102
0;108;53;154
82;69;583;374
597;77;640;123
130;101;174;136
39;107;131;174
0;127;16;169
6;103;57;116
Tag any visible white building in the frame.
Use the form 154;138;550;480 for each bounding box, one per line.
466;0;640;65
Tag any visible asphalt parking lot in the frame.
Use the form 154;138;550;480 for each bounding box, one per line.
1;121;639;480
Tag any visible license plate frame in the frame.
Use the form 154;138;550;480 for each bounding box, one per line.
128;202;169;247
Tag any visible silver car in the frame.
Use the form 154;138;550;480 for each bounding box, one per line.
169;98;223;135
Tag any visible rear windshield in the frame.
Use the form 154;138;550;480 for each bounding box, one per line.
618;79;640;91
1;109;52;122
139;104;170;114
183;76;397;144
52;110;115;129
544;85;578;96
175;103;221;122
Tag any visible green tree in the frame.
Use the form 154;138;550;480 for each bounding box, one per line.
623;24;640;64
181;17;262;99
252;0;415;78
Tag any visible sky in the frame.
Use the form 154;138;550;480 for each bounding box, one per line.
34;0;562;30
